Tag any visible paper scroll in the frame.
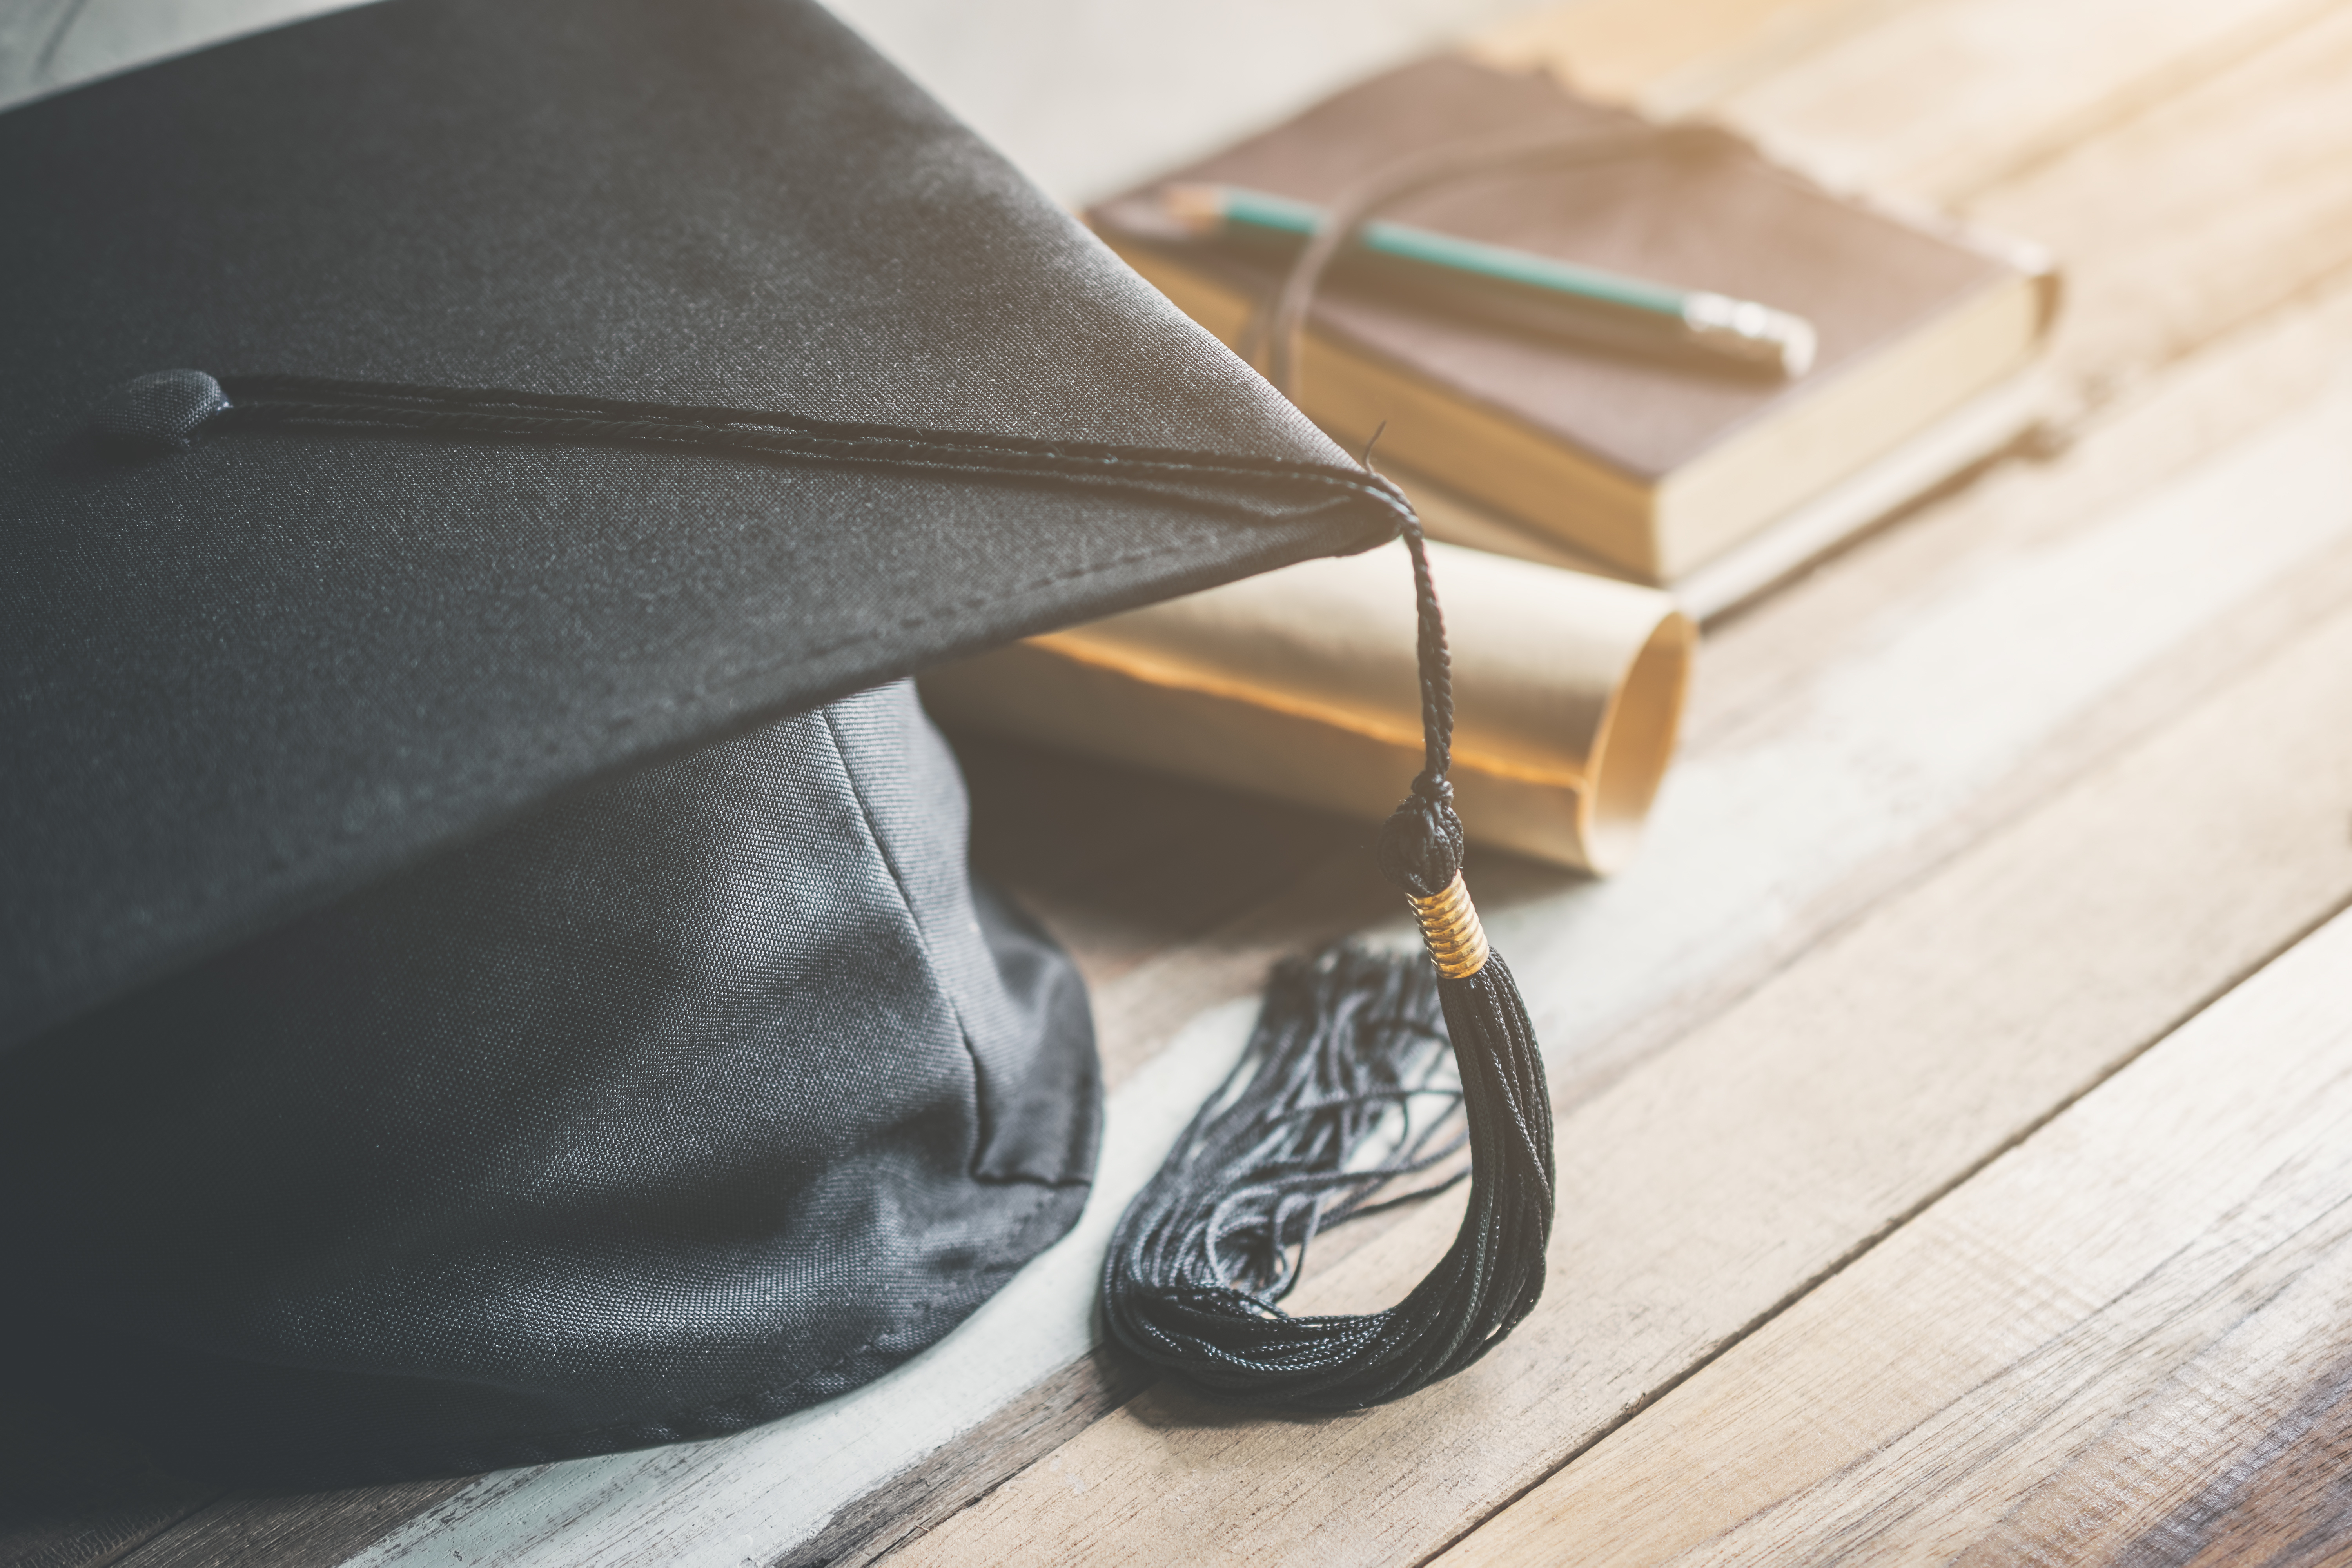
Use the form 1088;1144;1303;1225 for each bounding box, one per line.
919;539;1694;874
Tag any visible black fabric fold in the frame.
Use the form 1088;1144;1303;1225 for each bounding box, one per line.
0;682;1100;1484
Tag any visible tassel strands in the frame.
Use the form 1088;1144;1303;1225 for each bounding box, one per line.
1102;510;1555;1407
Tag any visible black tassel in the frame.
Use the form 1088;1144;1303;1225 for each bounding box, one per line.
1102;514;1555;1407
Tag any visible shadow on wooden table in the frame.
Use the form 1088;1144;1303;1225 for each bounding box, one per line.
949;726;1386;984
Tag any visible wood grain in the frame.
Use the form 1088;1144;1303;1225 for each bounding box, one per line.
1436;907;2352;1568
1461;0;1895;113
1705;0;2340;203
1968;2;2352;421
773;1348;1151;1568
104;1483;477;1568
882;559;2352;1564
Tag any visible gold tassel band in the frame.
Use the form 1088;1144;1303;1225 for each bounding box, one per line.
1410;873;1490;980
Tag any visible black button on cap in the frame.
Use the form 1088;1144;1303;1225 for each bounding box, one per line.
90;369;230;456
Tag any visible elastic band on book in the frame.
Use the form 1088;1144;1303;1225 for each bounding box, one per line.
1240;123;1719;399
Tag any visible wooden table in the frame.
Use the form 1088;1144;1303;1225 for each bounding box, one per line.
13;0;2352;1562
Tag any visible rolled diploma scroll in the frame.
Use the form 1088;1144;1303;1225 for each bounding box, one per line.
919;539;1694;875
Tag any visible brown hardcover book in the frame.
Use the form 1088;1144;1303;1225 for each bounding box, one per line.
1089;56;2056;585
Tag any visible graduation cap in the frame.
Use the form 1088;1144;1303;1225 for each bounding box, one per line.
0;0;1550;1483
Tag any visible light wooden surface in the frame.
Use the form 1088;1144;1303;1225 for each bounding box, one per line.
1700;0;2341;202
1436;906;2352;1568
15;0;2352;1563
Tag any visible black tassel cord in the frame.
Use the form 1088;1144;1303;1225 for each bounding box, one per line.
1102;499;1556;1408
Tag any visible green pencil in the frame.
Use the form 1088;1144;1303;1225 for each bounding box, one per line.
1163;182;1817;378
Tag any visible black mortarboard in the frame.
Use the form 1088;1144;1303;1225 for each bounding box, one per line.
1;0;1549;1485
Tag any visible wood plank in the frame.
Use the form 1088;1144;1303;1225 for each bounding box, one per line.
1449;336;2352;1096
883;533;2352;1568
1967;2;2352;421
1662;0;2352;436
1436;907;2352;1568
1470;0;2346;198
107;1482;476;1568
1703;0;2341;204
775;1348;1149;1568
1461;0;1896;115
